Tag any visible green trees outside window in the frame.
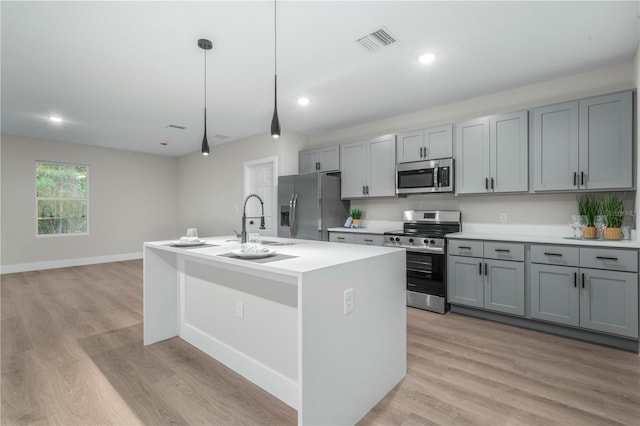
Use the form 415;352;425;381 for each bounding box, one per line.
36;162;88;235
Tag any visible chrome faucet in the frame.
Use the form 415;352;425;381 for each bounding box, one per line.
241;194;266;243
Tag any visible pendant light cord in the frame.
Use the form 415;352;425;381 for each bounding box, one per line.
204;49;207;109
274;0;277;76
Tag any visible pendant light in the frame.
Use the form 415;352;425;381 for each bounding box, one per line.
270;0;281;138
198;38;212;155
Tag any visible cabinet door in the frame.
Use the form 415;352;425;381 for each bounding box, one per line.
455;117;490;194
318;145;340;172
340;141;367;199
490;111;528;193
579;91;633;190
367;135;397;197
484;259;525;316
397;130;424;163
425;124;453;160
299;149;319;174
447;255;484;308
532;101;579;191
530;264;579;326
580;269;638;338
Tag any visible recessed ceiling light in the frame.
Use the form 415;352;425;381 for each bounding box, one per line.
297;97;310;106
48;115;63;123
418;53;437;64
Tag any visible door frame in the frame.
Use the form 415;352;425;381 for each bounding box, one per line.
243;156;278;237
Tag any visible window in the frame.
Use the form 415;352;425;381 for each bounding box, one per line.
36;162;88;235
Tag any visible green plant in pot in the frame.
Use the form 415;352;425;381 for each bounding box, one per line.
577;194;599;239
350;209;363;227
600;194;624;240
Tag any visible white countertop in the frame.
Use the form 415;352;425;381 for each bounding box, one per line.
328;220;402;235
145;235;404;275
449;223;640;249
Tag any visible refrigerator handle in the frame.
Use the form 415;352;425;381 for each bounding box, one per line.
290;192;299;237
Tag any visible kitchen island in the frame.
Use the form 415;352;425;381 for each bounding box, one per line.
143;236;406;425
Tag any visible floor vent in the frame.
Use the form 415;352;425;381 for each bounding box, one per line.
355;27;398;51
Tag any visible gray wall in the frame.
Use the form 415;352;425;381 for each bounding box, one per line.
176;131;308;237
308;63;636;224
1;134;178;268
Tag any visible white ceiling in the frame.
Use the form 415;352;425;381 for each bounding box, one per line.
2;1;639;157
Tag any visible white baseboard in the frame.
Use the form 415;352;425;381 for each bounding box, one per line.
1;252;142;274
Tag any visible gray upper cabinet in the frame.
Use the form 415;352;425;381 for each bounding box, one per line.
532;91;633;191
579;91;633;190
298;145;340;174
340;141;367;198
455;117;491;194
456;112;528;194
397;125;453;164
490;111;529;193
340;135;396;199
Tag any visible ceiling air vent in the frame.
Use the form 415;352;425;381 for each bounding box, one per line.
355;27;397;52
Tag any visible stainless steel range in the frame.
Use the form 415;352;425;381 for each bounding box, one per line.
384;210;461;314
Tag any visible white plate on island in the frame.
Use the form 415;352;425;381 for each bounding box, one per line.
230;248;277;259
170;239;206;247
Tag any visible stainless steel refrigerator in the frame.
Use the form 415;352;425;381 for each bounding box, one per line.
277;173;350;241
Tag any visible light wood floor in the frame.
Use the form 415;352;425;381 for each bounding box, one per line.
2;260;639;425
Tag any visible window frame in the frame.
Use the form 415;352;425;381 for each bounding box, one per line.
35;160;90;237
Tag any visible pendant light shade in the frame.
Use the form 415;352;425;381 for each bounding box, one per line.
271;0;281;139
198;38;212;156
271;75;280;138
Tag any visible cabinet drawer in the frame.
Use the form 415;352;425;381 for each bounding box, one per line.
354;234;384;246
580;248;638;272
448;240;483;257
484;242;524;262
329;233;355;244
531;245;579;267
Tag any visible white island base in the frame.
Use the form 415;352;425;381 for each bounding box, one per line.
144;237;406;425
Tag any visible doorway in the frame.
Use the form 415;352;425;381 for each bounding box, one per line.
243;156;278;237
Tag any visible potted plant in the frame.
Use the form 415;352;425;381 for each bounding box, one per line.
600;194;624;240
577;194;599;239
350;209;363;228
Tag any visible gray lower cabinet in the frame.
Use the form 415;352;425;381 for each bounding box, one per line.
448;240;525;316
530;263;580;326
329;232;384;246
484;259;525;316
448;255;484;308
530;244;639;338
580;268;638;338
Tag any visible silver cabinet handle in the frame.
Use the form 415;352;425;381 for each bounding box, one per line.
290;193;299;237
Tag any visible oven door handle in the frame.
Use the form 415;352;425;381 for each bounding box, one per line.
407;268;433;276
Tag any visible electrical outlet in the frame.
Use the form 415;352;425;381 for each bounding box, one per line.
344;288;354;315
499;212;508;223
236;301;244;319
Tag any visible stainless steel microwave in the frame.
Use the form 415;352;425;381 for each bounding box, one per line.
396;158;454;194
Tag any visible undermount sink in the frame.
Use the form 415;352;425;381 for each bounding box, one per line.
260;240;295;246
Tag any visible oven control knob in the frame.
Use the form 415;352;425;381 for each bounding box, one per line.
430;240;435;245
395;237;400;242
389;237;394;242
409;238;414;243
423;239;428;244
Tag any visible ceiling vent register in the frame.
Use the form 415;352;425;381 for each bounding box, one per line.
356;27;397;51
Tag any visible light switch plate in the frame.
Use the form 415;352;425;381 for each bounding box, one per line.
344;288;354;314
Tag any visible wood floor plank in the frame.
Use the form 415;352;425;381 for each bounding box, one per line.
2;261;639;425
